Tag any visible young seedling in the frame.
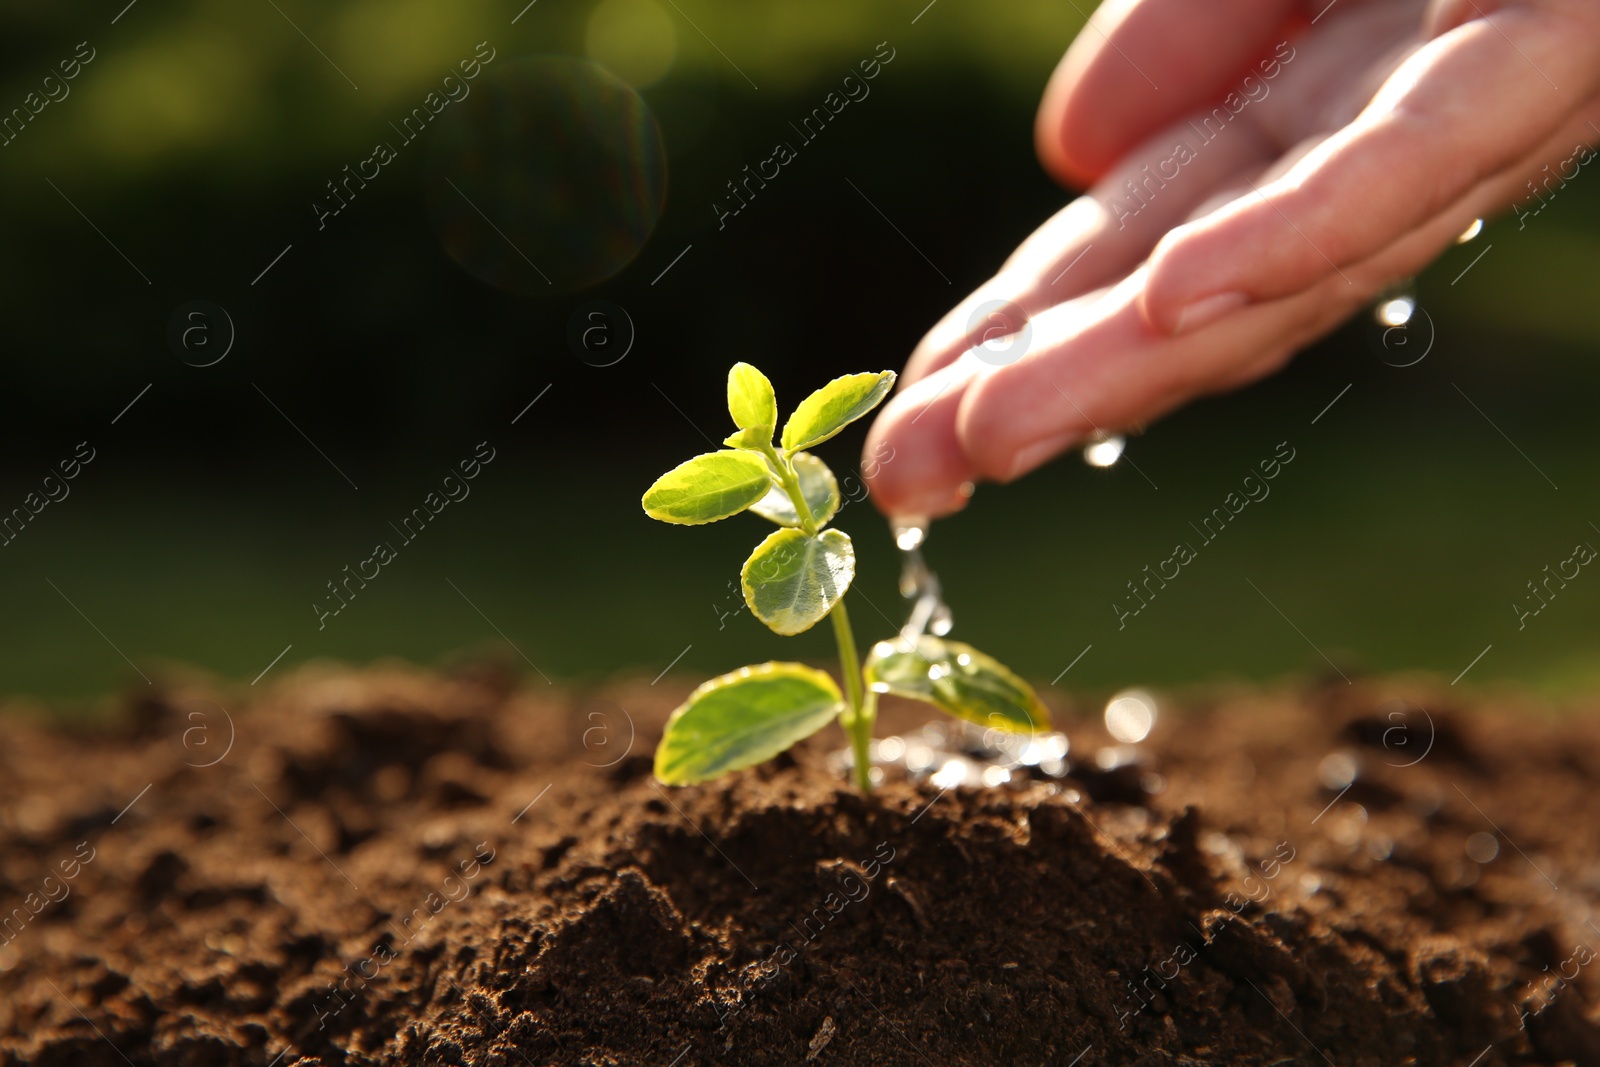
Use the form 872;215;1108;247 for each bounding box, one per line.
642;363;1049;793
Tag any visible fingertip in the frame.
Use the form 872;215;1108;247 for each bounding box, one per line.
868;480;973;522
1035;51;1107;188
861;362;982;521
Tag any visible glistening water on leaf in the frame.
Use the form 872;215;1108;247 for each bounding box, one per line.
864;634;1048;733
640;361;1047;794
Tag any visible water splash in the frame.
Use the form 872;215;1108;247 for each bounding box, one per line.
828;719;1075;789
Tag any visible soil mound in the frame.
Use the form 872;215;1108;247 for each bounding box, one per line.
1;666;1598;1065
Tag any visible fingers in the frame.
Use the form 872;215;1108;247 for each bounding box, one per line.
866;158;1497;523
1036;0;1303;185
868;261;1348;520
951;268;1326;483
946;98;1600;493
862;356;985;520
899;112;1276;390
1140;4;1600;335
953;114;1589;490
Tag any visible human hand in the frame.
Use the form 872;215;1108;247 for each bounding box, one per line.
865;0;1600;520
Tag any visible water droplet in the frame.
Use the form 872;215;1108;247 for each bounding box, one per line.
898;558;924;599
893;519;927;552
1104;689;1157;743
1466;831;1499;863
1457;217;1484;243
1376;296;1415;328
927;664;948;681
1082;431;1126;468
929;603;954;636
955;653;972;668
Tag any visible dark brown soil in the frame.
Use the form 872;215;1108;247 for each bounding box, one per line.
2;664;1600;1066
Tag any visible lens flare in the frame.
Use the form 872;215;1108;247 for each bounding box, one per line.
426;57;667;295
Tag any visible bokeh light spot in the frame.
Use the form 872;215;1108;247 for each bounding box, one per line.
586;0;677;89
1465;831;1499;863
1104;688;1157;744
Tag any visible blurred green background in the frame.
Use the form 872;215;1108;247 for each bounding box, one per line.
2;0;1598;708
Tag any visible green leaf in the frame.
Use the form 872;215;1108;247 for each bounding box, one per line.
723;427;771;450
780;370;897;453
741;528;854;635
751;452;840;529
655;662;844;784
864;635;1049;734
642;450;773;525
727;362;778;437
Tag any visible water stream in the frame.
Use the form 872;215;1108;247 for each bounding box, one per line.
891;518;951;643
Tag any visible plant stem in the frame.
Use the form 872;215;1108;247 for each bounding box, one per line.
769;445;874;792
768;448;818;536
830;598;875;793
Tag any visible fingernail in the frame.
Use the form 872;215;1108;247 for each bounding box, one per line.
1002;431;1077;481
1172;291;1247;336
